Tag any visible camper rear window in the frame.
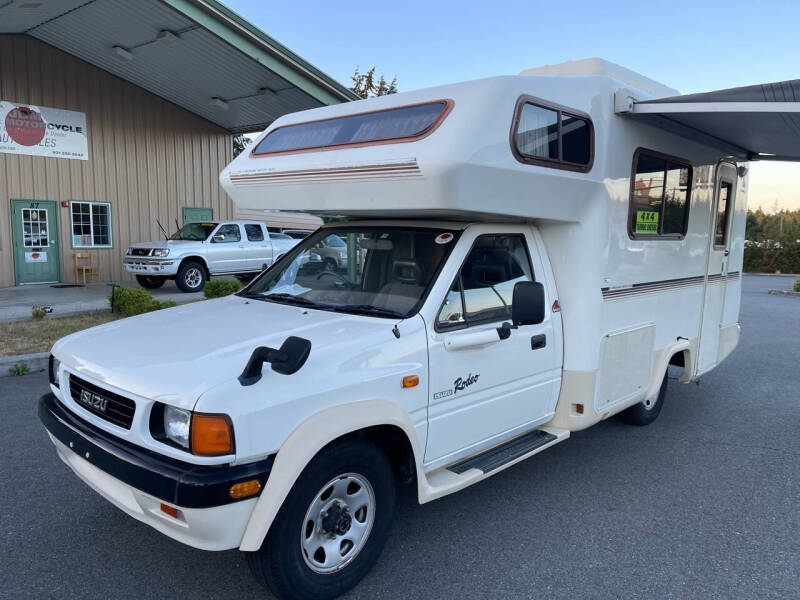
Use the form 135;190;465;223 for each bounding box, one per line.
252;100;452;156
511;97;593;172
629;149;692;239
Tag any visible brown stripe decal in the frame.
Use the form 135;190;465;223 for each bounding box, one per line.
602;271;740;301
230;160;421;186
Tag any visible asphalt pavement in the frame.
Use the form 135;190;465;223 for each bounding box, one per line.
1;275;798;599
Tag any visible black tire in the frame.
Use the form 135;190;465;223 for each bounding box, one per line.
246;438;396;600
175;260;206;293
135;275;165;289
235;273;256;284
323;257;338;272
619;372;667;426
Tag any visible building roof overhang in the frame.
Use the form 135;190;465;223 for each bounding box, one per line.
0;0;357;133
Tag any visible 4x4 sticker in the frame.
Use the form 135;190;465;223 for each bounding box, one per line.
433;372;480;400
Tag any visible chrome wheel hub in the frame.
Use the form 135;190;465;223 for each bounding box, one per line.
301;473;375;574
185;267;202;288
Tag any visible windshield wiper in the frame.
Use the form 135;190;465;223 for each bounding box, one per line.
245;292;325;308
329;304;406;319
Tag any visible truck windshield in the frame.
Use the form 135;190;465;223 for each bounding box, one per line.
241;227;459;318
170;222;216;241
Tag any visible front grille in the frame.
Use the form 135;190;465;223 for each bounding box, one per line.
68;374;136;429
130;248;150;256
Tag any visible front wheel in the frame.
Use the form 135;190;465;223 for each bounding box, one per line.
619;371;667;426
175;261;206;293
246;438;396;600
135;275;165;289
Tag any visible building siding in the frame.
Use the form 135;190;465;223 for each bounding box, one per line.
0;35;234;287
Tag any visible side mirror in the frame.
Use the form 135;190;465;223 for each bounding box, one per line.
511;281;545;326
212;234;225;243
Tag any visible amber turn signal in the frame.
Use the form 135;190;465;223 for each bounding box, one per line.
402;374;419;388
160;503;180;519
191;413;234;456
229;479;262;499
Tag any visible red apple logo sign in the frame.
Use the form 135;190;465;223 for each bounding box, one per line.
5;106;46;146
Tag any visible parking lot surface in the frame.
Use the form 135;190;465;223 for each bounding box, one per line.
1;275;797;599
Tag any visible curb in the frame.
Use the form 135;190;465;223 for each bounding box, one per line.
768;289;800;298
744;272;800;278
0;352;49;377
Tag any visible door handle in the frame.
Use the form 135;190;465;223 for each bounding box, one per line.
530;334;546;350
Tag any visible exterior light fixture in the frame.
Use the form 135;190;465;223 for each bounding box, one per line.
209;97;229;111
113;46;133;61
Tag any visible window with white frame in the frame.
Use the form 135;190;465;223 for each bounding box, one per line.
71;201;112;247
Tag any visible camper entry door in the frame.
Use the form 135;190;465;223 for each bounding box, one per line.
697;163;737;374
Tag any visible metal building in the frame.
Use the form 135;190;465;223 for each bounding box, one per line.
0;0;355;287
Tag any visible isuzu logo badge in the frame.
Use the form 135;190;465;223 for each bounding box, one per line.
79;389;108;413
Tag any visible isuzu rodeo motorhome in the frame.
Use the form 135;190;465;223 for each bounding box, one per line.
41;59;800;599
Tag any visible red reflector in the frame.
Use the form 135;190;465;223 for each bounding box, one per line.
160;503;179;519
552;299;560;312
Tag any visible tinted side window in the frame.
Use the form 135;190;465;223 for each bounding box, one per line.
630;150;692;238
245;224;264;241
437;235;534;327
513;98;593;172
715;181;732;247
215;224;241;242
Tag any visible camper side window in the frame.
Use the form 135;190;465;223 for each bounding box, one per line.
511;97;593;172
629;149;692;239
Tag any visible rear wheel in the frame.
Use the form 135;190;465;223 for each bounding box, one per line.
175;261;206;293
135;275;165;289
619;372;667;426
323;257;338;272
246;438;396;600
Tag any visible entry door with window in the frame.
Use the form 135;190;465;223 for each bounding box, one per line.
698;163;736;374
11;199;60;284
424;231;561;468
205;223;247;273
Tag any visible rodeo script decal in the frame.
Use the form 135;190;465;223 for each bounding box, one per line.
433;372;480;400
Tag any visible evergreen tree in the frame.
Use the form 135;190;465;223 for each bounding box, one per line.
350;67;398;99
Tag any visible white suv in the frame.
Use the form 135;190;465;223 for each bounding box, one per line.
123;221;298;292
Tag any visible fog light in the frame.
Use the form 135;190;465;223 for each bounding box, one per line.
229;479;261;499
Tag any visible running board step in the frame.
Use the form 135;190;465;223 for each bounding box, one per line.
448;429;558;475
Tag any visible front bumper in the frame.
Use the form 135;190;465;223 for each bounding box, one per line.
39;393;273;550
123;258;177;276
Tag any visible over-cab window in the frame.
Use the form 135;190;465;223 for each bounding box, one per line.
437;234;534;329
629;149;692;239
252;100;452;156
512;97;593;172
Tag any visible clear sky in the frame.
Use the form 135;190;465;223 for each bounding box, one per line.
224;0;800;211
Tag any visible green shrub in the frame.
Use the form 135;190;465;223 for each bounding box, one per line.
109;287;178;316
203;279;242;299
31;306;46;320
794;278;800;293
9;363;29;376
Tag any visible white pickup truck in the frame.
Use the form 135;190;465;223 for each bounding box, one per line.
40;62;758;600
124;220;299;292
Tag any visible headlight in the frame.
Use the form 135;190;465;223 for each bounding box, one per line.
125;248;132;255
151;248;170;257
49;355;60;388
164;405;191;449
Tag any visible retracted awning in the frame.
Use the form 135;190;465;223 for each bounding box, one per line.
615;80;800;161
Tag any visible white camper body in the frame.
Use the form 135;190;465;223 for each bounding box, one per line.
46;59;800;599
220;65;747;431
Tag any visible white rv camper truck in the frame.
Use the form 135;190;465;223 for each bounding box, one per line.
41;60;800;599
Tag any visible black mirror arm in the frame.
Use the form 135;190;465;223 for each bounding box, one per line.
496;321;517;340
238;346;285;386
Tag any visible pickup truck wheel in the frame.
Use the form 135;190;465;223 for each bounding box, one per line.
322;257;338;272
175;261;206;293
619;372;667;426
246;438;395;600
135;275;165;289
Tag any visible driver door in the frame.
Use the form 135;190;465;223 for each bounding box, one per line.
206;223;247;273
424;231;561;468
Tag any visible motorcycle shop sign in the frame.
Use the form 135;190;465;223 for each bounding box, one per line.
0;101;88;160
